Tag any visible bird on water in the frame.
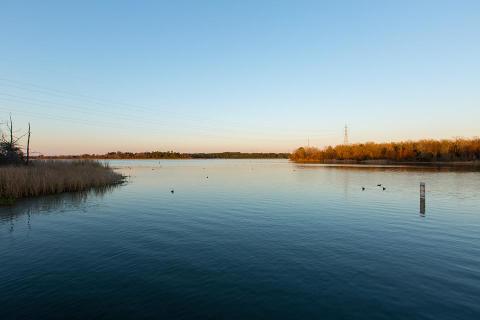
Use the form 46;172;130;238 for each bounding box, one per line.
362;187;365;191
170;189;174;194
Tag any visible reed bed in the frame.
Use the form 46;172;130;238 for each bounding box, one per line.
0;160;124;203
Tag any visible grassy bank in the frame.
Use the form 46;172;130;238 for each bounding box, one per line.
0;160;124;204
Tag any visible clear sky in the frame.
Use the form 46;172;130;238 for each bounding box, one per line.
1;0;479;155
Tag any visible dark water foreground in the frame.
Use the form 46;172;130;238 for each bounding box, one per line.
1;160;479;319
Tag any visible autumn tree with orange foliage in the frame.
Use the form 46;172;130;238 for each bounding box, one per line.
290;138;480;162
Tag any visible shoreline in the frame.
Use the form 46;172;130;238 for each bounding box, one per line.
34;157;288;160
33;157;480;166
292;159;480;167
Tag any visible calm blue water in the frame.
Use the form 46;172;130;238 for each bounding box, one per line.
1;160;480;319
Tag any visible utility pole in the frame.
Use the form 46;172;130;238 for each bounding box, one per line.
344;124;349;145
26;123;31;165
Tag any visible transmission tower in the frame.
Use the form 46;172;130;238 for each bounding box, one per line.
344;124;349;145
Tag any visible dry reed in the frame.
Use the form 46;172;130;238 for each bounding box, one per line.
0;160;124;202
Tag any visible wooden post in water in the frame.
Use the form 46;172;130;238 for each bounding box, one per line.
420;182;426;215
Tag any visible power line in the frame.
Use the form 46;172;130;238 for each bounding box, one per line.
0;105;333;144
0;77;340;134
0;77;344;147
0;84;340;137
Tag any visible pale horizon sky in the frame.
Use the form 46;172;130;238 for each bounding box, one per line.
1;0;479;155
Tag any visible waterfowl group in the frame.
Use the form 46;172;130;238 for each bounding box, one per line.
361;185;386;191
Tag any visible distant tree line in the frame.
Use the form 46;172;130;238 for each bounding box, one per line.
290;138;480;163
190;152;289;159
36;151;290;160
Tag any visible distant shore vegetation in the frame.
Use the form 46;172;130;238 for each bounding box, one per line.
290;138;480;163
36;151;290;160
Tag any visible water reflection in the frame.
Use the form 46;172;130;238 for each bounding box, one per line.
294;163;480;172
342;169;351;199
0;185;121;230
420;198;426;216
1;160;480;320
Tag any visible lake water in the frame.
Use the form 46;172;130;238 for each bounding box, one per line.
1;160;480;319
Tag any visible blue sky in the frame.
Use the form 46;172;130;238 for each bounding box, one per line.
1;0;479;154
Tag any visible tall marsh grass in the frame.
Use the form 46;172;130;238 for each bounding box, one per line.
0;160;124;202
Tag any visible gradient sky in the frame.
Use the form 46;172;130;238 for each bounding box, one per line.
1;0;479;155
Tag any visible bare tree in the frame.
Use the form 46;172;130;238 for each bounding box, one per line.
8;114;13;146
26;123;31;165
0;115;31;165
